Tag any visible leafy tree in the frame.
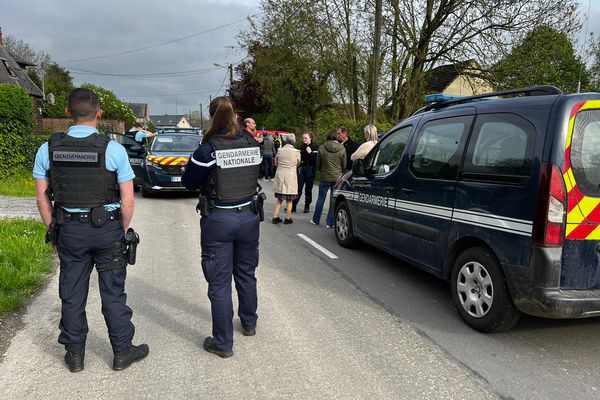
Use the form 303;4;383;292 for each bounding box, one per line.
42;64;75;118
80;84;136;126
386;0;580;118
245;0;580;127
230;55;269;120
492;26;588;93
588;34;600;92
242;0;332;130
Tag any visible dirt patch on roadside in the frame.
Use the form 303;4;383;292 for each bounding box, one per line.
0;308;27;361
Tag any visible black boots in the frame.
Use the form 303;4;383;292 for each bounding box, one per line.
203;337;233;358
64;350;85;373
242;326;256;336
113;343;149;371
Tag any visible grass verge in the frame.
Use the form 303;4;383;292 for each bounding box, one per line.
0;218;53;313
0;167;36;197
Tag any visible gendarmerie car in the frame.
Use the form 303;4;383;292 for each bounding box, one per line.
141;133;201;197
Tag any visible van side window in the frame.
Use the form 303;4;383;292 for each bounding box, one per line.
463;114;535;179
368;125;412;175
571;109;600;197
411;116;471;180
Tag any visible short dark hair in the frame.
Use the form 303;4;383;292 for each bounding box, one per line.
133;122;143;128
67;88;100;121
338;126;348;134
327;129;338;141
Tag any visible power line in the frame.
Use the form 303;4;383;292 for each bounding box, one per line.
121;87;221;97
60;17;252;63
122;87;222;97
68;66;219;77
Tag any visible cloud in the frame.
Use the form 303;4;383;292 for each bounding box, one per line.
2;0;259;116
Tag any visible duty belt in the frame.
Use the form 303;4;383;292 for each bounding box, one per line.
59;209;121;223
213;204;253;213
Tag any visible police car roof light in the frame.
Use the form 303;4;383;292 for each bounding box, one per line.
415;85;564;116
424;94;465;104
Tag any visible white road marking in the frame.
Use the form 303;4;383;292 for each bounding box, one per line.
297;234;339;259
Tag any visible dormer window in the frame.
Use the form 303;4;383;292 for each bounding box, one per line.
1;58;17;78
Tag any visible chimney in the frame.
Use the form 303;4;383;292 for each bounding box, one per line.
0;27;3;46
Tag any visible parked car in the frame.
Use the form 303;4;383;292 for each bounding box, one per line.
333;85;600;332
141;133;201;197
107;132;145;190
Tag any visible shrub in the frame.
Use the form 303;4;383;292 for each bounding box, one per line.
0;84;33;128
0;85;33;179
22;134;50;169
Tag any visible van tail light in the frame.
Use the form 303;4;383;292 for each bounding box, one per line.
533;163;566;247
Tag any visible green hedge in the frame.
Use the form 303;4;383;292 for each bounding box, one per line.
0;84;33;127
0;84;36;179
22;134;50;169
0;128;25;179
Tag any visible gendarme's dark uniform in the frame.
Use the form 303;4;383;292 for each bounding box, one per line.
293;142;318;212
182;131;262;353
33;126;136;354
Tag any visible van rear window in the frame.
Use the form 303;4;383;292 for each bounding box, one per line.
463;113;535;179
571;110;600;197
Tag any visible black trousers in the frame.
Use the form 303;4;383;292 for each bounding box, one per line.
293;165;315;209
56;218;134;353
200;209;259;352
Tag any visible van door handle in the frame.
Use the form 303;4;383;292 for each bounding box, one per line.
384;186;395;193
401;188;414;194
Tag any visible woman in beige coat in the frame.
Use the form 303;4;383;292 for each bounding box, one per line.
272;133;301;224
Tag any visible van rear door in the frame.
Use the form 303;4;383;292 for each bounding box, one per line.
562;101;600;289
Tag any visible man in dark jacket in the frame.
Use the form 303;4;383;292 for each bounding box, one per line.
337;126;359;171
310;130;346;228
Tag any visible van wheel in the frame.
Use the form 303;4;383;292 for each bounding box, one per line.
335;201;357;248
451;247;521;332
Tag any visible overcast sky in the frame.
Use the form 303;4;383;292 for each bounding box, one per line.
2;0;599;118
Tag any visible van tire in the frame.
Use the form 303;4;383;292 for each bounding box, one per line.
334;201;357;248
451;247;521;332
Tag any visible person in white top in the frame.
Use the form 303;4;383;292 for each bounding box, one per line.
351;124;379;161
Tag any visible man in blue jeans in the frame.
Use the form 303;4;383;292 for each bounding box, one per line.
311;130;346;228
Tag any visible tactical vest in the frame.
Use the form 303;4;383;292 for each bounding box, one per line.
48;133;120;208
205;133;261;203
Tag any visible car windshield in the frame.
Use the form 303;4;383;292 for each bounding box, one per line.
151;135;200;152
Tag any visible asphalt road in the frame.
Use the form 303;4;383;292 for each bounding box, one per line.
0;184;494;400
268;186;600;400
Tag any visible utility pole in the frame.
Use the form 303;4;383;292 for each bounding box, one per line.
369;0;382;124
228;63;233;97
199;103;203;129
